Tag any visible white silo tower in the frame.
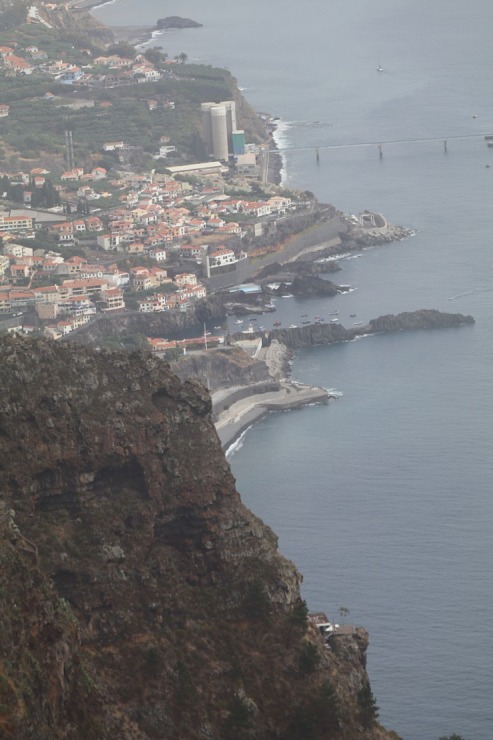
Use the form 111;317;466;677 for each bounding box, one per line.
222;100;237;139
201;102;215;155
210;104;229;161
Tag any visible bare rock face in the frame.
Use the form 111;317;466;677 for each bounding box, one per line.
0;335;396;739
171;346;272;391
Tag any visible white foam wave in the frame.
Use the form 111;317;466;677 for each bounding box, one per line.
271;119;293;184
91;0;116;8
324;388;344;397
225;426;252;458
316;252;351;262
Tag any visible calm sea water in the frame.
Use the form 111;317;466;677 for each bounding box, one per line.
95;3;493;738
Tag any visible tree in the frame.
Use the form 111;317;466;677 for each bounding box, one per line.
242;580;271;620
175;52;188;64
7;184;24;203
223;694;253;735
41;180;60;208
358;682;379;729
285;682;340;739
144;47;166;65
107;42;137;60
299;642;320;674
338;606;350;624
288;599;309;631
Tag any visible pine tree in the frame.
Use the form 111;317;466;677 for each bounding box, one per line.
358;681;379;729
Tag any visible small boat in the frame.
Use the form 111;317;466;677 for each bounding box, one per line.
301;313;308;317
349;314;356;318
273;320;282;326
484;135;493;141
353;321;363;326
330;318;339;323
329;311;339;315
302;320;310;324
377;65;384;72
214;325;222;329
235;319;243;325
289;324;297;329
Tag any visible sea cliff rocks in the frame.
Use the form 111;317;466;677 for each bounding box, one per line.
271;309;475;349
367;309;475;332
172;346;272;391
0;335;395;739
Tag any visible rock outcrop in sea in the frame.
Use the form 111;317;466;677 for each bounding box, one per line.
270;309;475;349
156;16;203;29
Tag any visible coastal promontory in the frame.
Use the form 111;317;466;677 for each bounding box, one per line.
0;334;395;739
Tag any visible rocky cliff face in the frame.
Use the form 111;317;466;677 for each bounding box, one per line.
171;346;272;391
0;335;396;739
67;311;196;349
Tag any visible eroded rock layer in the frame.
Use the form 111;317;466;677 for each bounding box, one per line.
0;335;396;739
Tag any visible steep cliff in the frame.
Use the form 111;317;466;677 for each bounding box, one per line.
0;335;396;739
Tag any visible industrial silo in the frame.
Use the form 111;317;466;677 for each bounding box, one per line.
201;102;215;155
210;104;229;161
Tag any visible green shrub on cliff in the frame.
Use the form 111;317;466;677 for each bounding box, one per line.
285;681;340;739
358;681;380;729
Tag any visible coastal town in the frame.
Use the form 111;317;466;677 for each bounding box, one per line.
0;0;461;453
0;0;417;357
0;0;338;347
0;161;301;342
0;0;392;457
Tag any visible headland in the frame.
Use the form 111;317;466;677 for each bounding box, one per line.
207;310;474;451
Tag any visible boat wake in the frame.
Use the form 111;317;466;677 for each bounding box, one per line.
447;287;492;300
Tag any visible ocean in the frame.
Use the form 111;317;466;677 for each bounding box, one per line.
93;3;493;738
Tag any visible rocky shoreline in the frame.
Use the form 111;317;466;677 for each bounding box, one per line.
213;310;474;450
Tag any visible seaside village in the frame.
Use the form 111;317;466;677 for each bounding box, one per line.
0;38;301;349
